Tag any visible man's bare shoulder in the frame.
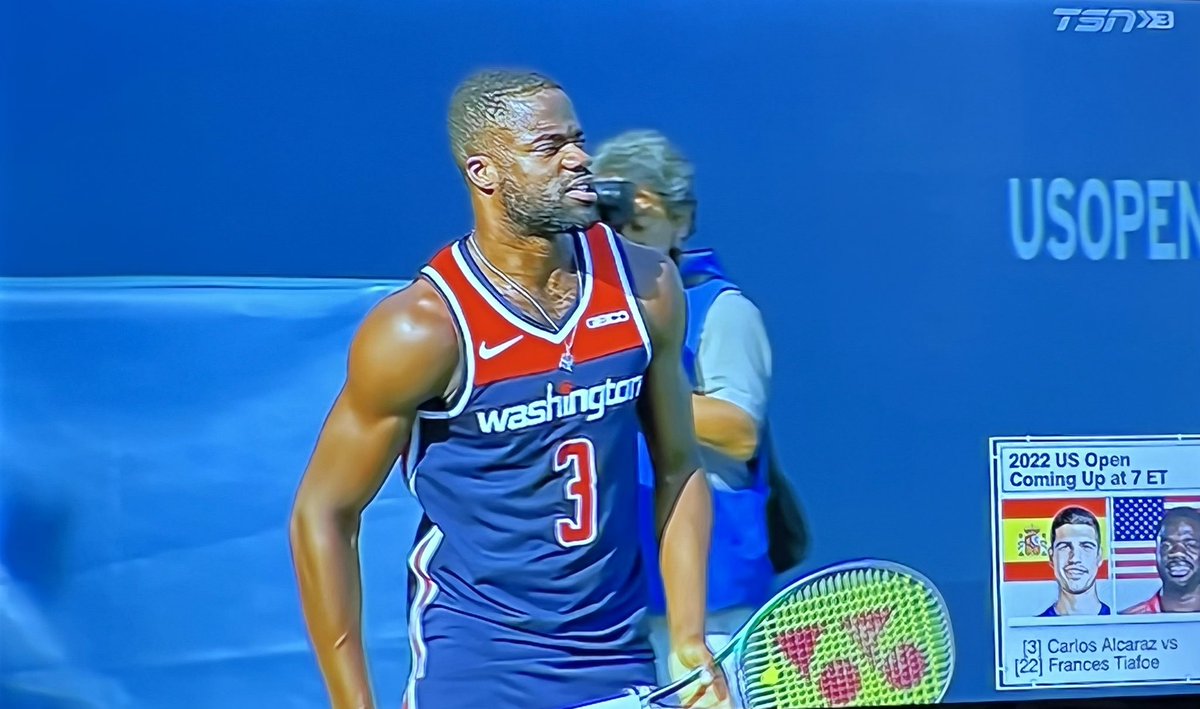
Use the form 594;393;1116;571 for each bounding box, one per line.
357;279;457;345
346;279;459;413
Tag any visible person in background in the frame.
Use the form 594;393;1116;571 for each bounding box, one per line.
592;129;804;707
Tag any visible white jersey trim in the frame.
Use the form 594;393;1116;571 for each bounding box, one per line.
601;224;653;362
416;266;474;420
403;525;444;709
450;233;594;345
404;417;421;496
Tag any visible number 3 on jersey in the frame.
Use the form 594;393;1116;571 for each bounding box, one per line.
555;438;597;547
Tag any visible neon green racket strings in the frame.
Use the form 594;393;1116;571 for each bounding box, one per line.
738;566;953;708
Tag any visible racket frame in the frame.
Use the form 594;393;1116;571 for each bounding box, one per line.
639;557;956;706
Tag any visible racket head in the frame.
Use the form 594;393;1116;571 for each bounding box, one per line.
734;559;955;707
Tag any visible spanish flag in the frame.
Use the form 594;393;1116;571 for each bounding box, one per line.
1001;498;1109;582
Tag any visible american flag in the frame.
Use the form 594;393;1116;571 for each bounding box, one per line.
1112;496;1200;579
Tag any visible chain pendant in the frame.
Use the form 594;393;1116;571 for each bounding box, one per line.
559;352;574;372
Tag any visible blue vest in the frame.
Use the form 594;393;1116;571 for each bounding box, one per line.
637;249;775;614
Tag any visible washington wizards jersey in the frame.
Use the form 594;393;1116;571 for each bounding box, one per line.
401;224;657;709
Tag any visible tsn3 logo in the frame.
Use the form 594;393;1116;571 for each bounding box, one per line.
1054;8;1175;32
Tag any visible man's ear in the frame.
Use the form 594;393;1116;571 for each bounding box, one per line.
634;188;664;216
465;155;497;192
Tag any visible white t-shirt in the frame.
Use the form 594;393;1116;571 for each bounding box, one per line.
693;290;773;490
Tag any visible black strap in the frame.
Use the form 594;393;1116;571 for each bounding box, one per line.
762;426;810;574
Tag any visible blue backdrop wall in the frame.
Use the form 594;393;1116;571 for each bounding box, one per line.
2;0;1199;706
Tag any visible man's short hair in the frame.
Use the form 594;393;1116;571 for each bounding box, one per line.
591;129;695;208
1050;506;1101;546
447;69;561;169
1159;506;1200;537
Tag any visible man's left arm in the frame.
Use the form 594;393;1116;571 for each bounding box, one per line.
632;246;729;706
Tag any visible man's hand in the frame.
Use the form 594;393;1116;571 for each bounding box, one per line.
669;639;732;709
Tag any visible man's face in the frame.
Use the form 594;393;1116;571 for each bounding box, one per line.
618;191;695;257
1158;517;1200;590
1049;523;1102;595
491;88;598;237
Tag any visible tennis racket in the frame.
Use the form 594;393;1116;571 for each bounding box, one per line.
580;559;955;709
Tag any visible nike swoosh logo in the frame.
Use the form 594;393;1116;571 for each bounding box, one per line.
478;335;523;360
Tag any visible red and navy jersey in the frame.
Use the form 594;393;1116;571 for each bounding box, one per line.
403;224;657;709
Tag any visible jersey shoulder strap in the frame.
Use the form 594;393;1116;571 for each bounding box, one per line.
583;223;653;360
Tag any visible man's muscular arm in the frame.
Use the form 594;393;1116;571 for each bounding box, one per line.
288;283;457;709
692;293;772;462
628;242;729;706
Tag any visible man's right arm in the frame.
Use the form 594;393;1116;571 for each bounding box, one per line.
288;282;457;709
692;292;772;462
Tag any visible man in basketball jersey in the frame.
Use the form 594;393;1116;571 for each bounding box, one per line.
288;70;729;709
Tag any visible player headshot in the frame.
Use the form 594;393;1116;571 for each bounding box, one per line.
288;69;729;709
1039;506;1110;616
1121;506;1200;614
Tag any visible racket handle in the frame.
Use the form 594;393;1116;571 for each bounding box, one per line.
566;691;643;709
643;663;710;704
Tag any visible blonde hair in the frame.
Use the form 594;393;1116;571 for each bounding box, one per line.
591;129;695;209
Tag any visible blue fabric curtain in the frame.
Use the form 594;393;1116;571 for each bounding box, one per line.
0;278;421;709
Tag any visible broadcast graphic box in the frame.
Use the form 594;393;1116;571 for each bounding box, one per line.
990;435;1200;691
